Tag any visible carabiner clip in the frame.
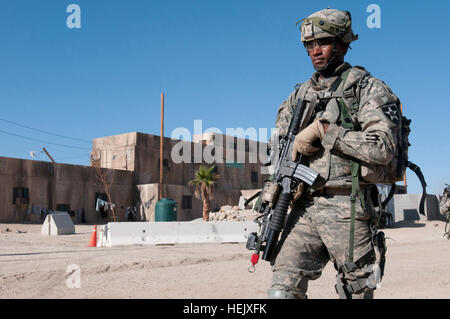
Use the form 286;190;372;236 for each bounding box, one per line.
248;265;256;273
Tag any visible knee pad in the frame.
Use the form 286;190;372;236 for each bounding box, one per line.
267;288;307;299
352;289;374;299
269;273;309;299
271;269;310;298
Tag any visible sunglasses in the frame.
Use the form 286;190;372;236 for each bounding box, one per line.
303;38;334;51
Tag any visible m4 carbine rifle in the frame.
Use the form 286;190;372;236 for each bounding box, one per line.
246;99;320;271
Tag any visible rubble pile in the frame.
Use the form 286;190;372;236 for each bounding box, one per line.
208;205;259;222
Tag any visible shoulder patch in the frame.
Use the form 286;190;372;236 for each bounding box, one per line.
381;103;400;125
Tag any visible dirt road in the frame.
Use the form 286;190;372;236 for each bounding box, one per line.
1;220;449;299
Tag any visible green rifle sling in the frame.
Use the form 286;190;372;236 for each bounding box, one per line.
336;68;365;263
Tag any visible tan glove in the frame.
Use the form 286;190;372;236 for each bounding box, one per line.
292;182;305;203
291;118;326;160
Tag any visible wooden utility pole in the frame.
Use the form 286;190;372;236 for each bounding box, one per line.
42;147;56;211
42;147;56;164
159;92;164;200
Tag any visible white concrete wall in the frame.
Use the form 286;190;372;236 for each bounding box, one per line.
390;193;443;223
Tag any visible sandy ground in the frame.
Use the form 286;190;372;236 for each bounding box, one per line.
0;220;449;299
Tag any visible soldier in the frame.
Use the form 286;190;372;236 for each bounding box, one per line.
440;185;450;239
268;8;399;299
439;185;450;216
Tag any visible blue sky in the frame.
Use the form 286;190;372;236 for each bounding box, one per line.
0;0;448;195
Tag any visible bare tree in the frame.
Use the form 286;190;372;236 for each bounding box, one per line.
90;151;117;222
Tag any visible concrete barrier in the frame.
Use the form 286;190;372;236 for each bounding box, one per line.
389;194;444;223
41;213;75;236
97;221;259;247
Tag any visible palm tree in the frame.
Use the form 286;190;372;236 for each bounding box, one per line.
189;165;220;221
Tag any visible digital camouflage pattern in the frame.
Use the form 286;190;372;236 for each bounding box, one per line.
268;6;399;298
269;61;399;298
271;194;377;298
440;185;450;216
271;62;399;187
299;8;358;43
440;185;450;239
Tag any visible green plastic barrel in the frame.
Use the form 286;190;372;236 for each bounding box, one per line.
155;198;177;222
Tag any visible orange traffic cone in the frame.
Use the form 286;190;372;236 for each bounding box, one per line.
88;225;97;247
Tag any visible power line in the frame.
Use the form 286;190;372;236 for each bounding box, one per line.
0;129;91;150
0;117;91;143
58;154;90;160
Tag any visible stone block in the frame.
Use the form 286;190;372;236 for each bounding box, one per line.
41;212;75;236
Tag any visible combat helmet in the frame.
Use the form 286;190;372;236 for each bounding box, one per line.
297;8;358;44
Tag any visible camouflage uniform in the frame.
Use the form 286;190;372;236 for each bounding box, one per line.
440;186;450;239
268;9;399;299
439;186;450;216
